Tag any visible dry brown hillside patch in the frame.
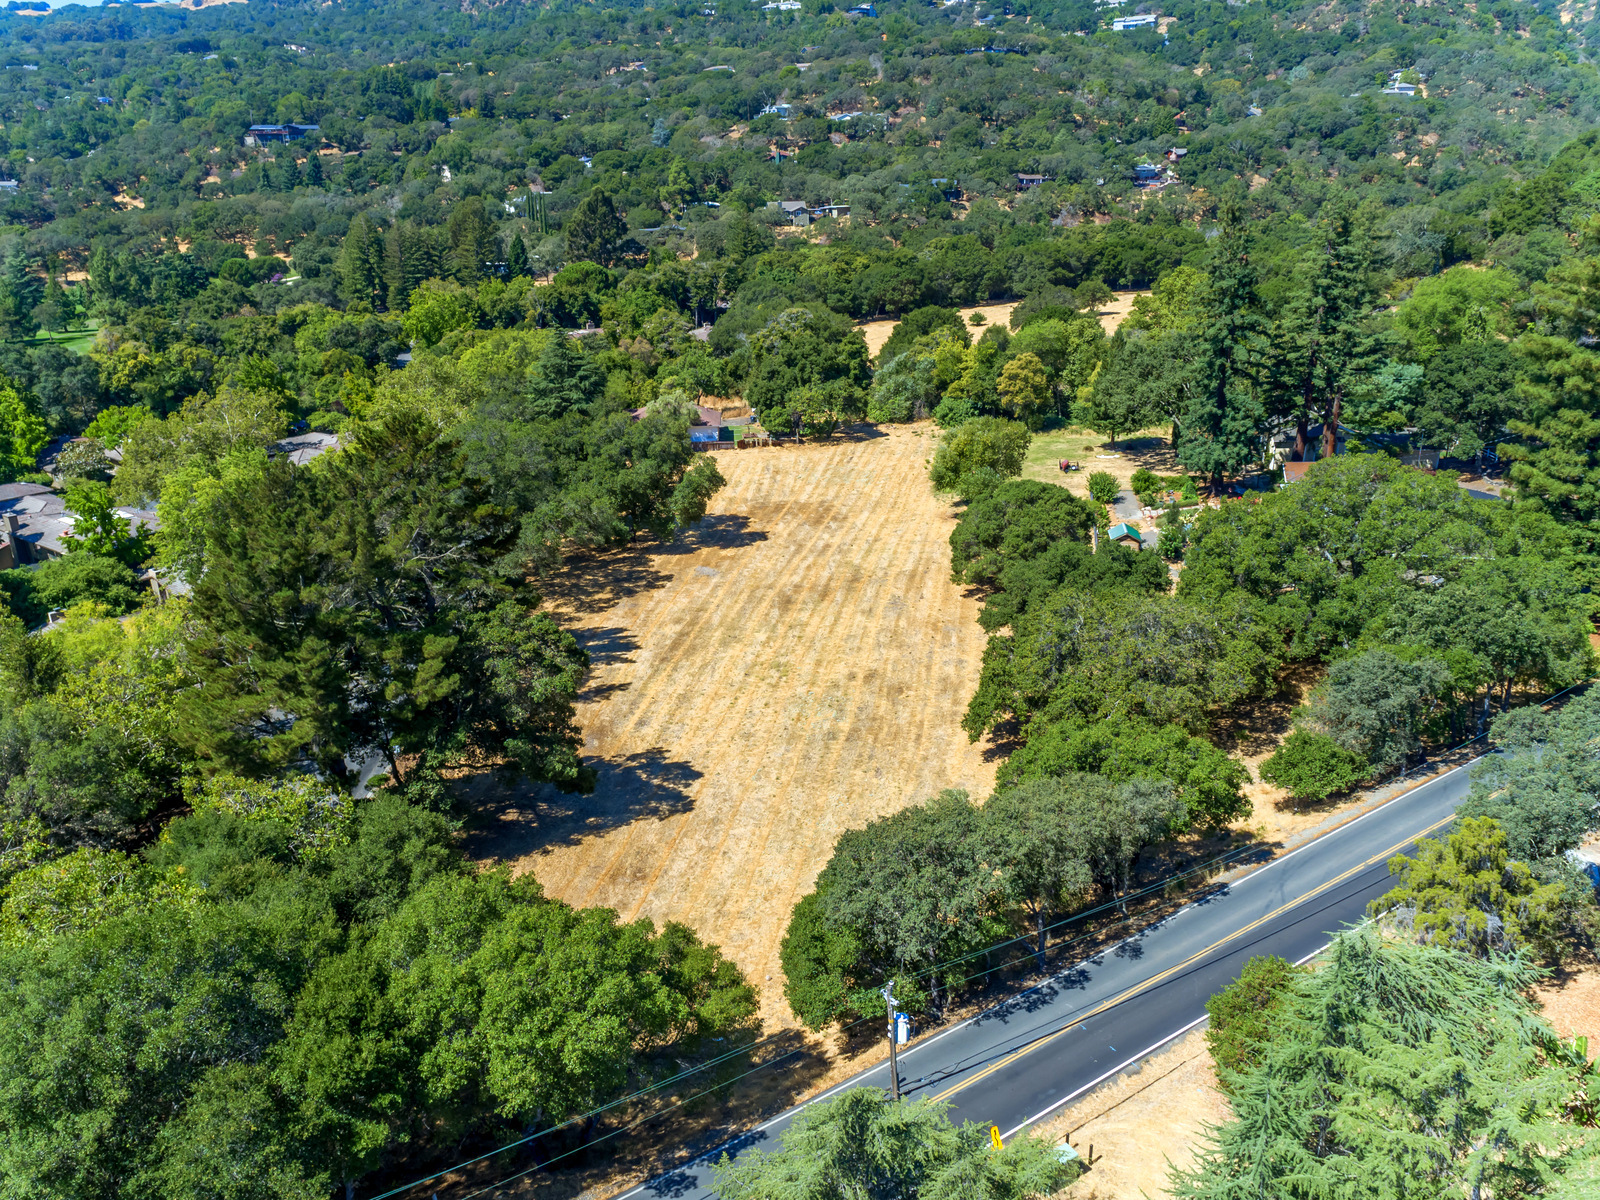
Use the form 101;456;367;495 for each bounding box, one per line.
465;424;998;1027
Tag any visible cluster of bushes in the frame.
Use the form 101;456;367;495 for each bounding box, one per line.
780;775;1195;1030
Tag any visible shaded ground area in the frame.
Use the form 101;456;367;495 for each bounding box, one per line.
467;424;998;1027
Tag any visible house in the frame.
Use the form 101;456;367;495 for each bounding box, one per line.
847;3;877;14
931;178;962;201
1015;173;1048;188
767;199;812;225
0;483;158;568
1383;70;1421;96
1111;13;1157;30
760;102;794;117
812;203;850;218
244;123;320;146
267;432;340;467
1164;146;1187;162
1133;162;1163;182
1107;522;1148;549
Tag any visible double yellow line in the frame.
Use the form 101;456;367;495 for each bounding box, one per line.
925;811;1457;1106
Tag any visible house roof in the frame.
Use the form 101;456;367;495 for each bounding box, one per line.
1281;461;1316;483
0;482;53;504
268;432;340;466
1107;522;1144;542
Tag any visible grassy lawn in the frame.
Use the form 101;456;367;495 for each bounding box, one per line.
22;322;99;355
1024;424;1181;505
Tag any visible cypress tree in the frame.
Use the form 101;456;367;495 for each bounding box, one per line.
1267;207;1379;462
1176;201;1266;489
505;230;530;279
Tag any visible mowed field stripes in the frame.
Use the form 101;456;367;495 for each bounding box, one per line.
474;425;998;1027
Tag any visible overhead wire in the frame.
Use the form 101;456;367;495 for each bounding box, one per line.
370;677;1597;1199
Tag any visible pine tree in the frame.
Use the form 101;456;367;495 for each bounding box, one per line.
446;201;496;283
1505;254;1600;544
304;150;324;188
1267;207;1380;462
278;155;301;191
525;332;606;420
563;187;630;267
1177;201;1266;489
335;214;385;309
505;230;530;279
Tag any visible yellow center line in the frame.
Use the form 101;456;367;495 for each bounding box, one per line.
925;811;1457;1106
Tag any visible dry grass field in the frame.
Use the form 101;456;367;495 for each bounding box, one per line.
468;425;999;1027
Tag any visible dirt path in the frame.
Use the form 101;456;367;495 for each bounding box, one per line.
468;426;998;1027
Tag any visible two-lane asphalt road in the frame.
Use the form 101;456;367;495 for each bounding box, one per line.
620;754;1483;1200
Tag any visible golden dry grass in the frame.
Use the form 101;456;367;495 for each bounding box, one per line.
467;425;999;1027
857;290;1149;361
1030;1030;1230;1200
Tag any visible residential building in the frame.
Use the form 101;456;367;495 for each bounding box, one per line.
244;123;320;145
1111;13;1158;30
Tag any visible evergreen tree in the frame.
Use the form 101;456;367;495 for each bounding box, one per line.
278;155;301;191
446;200;497;283
334;214;385;309
303;150;324;188
382;223;441;312
0;248;40;342
1172;927;1597;1200
1505;255;1600;544
525;331;606;420
505;229;530;279
1267;207;1379;461
563;187;630;267
1177;202;1267;487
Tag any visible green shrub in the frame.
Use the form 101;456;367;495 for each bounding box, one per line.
1129;467;1160;494
1158;523;1186;561
1205;955;1306;1089
929;416;1031;493
1259;729;1368;807
0;554;142;626
1087;471;1119;504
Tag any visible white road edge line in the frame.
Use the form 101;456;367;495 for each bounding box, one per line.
616;773;1473;1197
998;938;1342;1142
998;1014;1209;1141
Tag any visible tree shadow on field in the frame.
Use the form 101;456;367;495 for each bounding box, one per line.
462;747;704;861
657;512;768;556
541;516;768;616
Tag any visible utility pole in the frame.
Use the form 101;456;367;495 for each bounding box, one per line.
881;982;902;1101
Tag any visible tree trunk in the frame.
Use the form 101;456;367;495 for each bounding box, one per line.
1320;392;1341;462
1035;909;1048;967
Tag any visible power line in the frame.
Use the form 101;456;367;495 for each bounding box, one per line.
368;678;1597;1200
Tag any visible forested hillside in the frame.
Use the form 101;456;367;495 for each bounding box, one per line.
0;0;1598;1196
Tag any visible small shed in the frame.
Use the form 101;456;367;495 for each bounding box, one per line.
1107;522;1145;549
